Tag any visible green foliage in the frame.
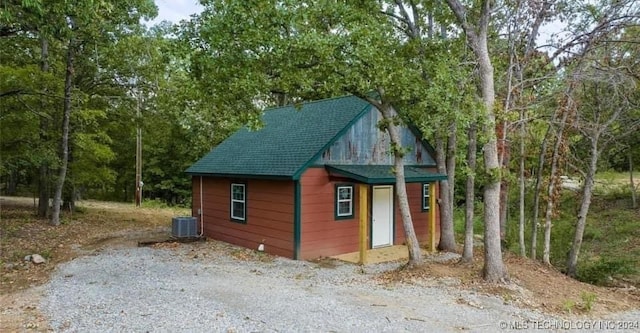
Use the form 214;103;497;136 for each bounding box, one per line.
188;0;478;127
597;184;634;200
142;198;170;209
577;258;636;285
40;248;52;260
0;61;61;179
559;290;598;315
453;204;483;238
562;299;576;314
485;167;502;185
0;0;226;205
580;291;596;312
69;108;117;192
4;0;638;213
500;173;639;286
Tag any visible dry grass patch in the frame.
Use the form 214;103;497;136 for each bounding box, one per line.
0;197;188;294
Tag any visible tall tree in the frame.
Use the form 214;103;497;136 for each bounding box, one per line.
379;1;475;254
446;0;508;281
461;121;477;262
51;34;76;225
542;88;572;265
499;0;553;257
566;45;640;276
39;0;157;224
1;0;59;215
433;121;458;253
525;0;640;267
37;36;51;218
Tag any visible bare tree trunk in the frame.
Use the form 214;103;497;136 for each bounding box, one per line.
543;111;568;265
498;121;510;248
542;174;557;265
518;109;527;257
275;92;288;107
567;137;599;276
447;124;457;215
500;172;509;249
63;169;76;213
37;147;50;217
37;36;50;218
427;10;434;39
462;123;477;262
477;45;507;282
392;148;423;267
630;151;637;209
531;122;554;260
446;0;507;282
51;37;75;226
363;96;423;266
7;170;18;195
436;136;456;251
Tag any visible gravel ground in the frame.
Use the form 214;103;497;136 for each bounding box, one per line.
40;243;638;333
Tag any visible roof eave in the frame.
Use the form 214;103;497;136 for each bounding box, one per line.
186;172;293;181
325;165;447;184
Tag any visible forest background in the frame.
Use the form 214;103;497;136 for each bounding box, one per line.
1;0;638;284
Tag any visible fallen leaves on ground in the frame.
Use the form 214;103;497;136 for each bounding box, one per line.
376;250;640;317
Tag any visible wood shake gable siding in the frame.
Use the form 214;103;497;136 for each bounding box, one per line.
299;168;360;259
318;107;435;166
192;177;294;258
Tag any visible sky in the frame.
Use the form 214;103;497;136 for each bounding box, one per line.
149;0;203;25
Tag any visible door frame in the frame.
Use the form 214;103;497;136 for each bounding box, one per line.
370;185;395;248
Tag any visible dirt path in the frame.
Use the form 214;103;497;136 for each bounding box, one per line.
0;286;48;332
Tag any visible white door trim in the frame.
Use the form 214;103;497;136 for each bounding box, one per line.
371;185;393;248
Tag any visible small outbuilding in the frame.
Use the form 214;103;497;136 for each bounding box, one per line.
186;95;445;261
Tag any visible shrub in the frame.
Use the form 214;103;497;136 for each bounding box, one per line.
580;291;597;312
577;258;637;285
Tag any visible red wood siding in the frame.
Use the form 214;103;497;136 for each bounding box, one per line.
191;176;294;258
299;168;360;259
394;182;440;246
299;169;442;259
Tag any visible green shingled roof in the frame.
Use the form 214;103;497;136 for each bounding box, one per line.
325;165;447;184
186;95;372;179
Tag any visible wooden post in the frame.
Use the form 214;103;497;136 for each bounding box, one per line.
429;182;437;252
358;184;368;265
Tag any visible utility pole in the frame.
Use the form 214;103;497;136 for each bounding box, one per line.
135;93;142;207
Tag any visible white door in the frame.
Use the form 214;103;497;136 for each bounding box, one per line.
372;186;393;248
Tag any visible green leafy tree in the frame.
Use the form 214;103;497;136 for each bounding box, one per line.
1;1;156;222
45;0;156;225
188;0;472;265
0;30;60;208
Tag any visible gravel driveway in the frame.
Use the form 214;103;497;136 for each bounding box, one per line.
39;241;634;332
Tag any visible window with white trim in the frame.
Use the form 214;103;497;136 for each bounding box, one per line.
231;183;246;222
335;185;354;219
422;183;430;211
